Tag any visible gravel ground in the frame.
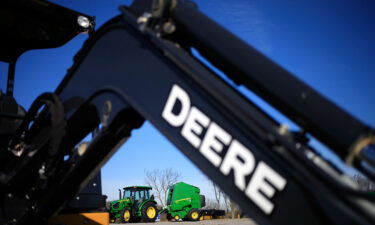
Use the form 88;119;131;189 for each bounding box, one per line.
111;218;257;225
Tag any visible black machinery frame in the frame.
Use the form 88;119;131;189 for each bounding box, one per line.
0;0;374;225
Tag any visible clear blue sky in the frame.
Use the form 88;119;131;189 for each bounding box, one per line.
0;0;374;201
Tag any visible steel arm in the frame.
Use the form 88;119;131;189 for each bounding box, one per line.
0;0;374;225
52;2;374;225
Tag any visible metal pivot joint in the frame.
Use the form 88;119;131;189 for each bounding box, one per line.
133;0;178;35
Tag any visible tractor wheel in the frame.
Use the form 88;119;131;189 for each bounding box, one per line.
109;214;115;223
120;209;131;223
187;209;200;221
174;214;181;221
141;202;157;222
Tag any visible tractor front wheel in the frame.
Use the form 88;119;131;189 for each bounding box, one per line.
120;209;131;223
141;202;157;222
187;209;201;221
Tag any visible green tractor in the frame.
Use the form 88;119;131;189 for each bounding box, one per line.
109;186;158;223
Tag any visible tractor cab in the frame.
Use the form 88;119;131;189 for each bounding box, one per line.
109;186;157;223
122;186;153;202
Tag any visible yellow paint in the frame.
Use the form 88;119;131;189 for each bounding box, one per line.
49;212;109;225
146;206;156;218
202;215;212;220
123;210;131;222
174;197;191;203
191;211;199;219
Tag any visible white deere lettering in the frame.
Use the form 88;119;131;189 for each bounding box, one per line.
200;122;232;167
162;84;287;215
246;162;287;214
162;84;191;127
181;106;210;148
220;140;255;191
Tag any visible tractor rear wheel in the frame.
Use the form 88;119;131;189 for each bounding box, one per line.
120;209;131;223
187;209;200;221
141;202;157;222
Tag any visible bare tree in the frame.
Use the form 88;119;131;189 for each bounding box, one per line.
203;198;217;209
145;170;163;206
144;168;181;207
211;181;222;209
220;190;230;213
219;190;239;219
229;198;239;219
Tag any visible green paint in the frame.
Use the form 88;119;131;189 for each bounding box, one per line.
164;182;205;220
109;186;157;222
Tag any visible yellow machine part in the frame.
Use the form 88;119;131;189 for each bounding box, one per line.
48;212;109;225
200;215;213;220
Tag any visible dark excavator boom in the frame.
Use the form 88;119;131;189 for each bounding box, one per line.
0;0;373;225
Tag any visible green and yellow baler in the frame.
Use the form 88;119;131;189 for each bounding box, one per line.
162;182;206;221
